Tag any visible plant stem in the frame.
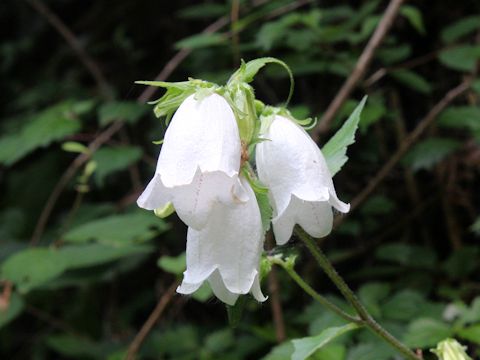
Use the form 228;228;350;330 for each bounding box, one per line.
294;226;421;360
270;257;362;325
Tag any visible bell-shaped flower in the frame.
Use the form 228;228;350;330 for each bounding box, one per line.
177;177;266;305
256;115;350;245
137;92;247;229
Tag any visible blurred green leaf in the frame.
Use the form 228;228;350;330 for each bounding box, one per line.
0;292;24;329
458;324;480;345
322;96;367;176
1;248;67;293
390;69;432;94
0;101;84;166
403;318;452;348
291;323;359;360
64;211;169;246
175;33;226;50
376;243;437;269
400;5;425;34
439;45;480;72
98;101;147;126
177;3;227;19
441;15;480;43
346;341;396;360
157;253;186;275
403;137;460;171
438;106;480;134
92;146;142;186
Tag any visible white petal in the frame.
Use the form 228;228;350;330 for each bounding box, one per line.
136;174;171;210
182;177;265;296
156;93;241;187
171;168;247;230
176;281;202;295
208;270;239;306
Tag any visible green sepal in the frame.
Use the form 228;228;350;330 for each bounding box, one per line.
154;202;175;218
227;57;294;106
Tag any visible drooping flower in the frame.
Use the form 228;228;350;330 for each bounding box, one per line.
256;115;350;245
177;176;266;305
137;92;247;230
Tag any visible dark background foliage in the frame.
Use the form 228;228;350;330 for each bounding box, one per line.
1;0;479;359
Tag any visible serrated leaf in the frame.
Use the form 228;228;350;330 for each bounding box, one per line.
0;292;24;329
63;211;169;246
92;146;142;186
0;101;83;166
441;15;480;43
98;101;148;126
322;96;367;176
439;45;480;72
291;323;359;360
403;137;460;171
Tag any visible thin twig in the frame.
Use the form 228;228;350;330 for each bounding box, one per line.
312;0;405;139
347;78;472;214
26;0;112;98
125;280;179;360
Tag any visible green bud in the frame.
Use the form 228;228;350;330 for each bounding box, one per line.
431;338;472;360
228;83;257;144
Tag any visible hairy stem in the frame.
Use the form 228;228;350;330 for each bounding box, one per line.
295;227;421;360
270;257;362;325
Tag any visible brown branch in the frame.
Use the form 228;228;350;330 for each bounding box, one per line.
348;78;472;214
125;280;179;360
26;0;112;98
266;232;286;342
312;0;405;139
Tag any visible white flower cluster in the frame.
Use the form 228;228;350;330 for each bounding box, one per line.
137;87;349;305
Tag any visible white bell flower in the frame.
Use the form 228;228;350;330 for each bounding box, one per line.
137;92;247;230
256;115;350;245
177;177;266;305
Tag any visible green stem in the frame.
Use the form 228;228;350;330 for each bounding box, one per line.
270;257;362;325
295;227;421;360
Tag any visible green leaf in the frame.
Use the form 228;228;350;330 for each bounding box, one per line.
441;15;480;43
375;243;437;269
390;69;432;94
262;342;295;360
63;211;169;246
46;334;107;359
322;96;367;176
439;45;480;72
382;290;426;321
62;141;89;154
0;292;24;329
471;217;480;236
175;33;226;50
346;342;396;360
61;243;153;269
177;3;227;19
1;248;68;293
438;106;480;133
157;253;186;275
358;282;391;318
291;323;359;360
92;146;142;186
403;137;460;171
0;101;83;166
98;101;148;126
403;318;452;348
399;5;425;34
458;324;480;345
